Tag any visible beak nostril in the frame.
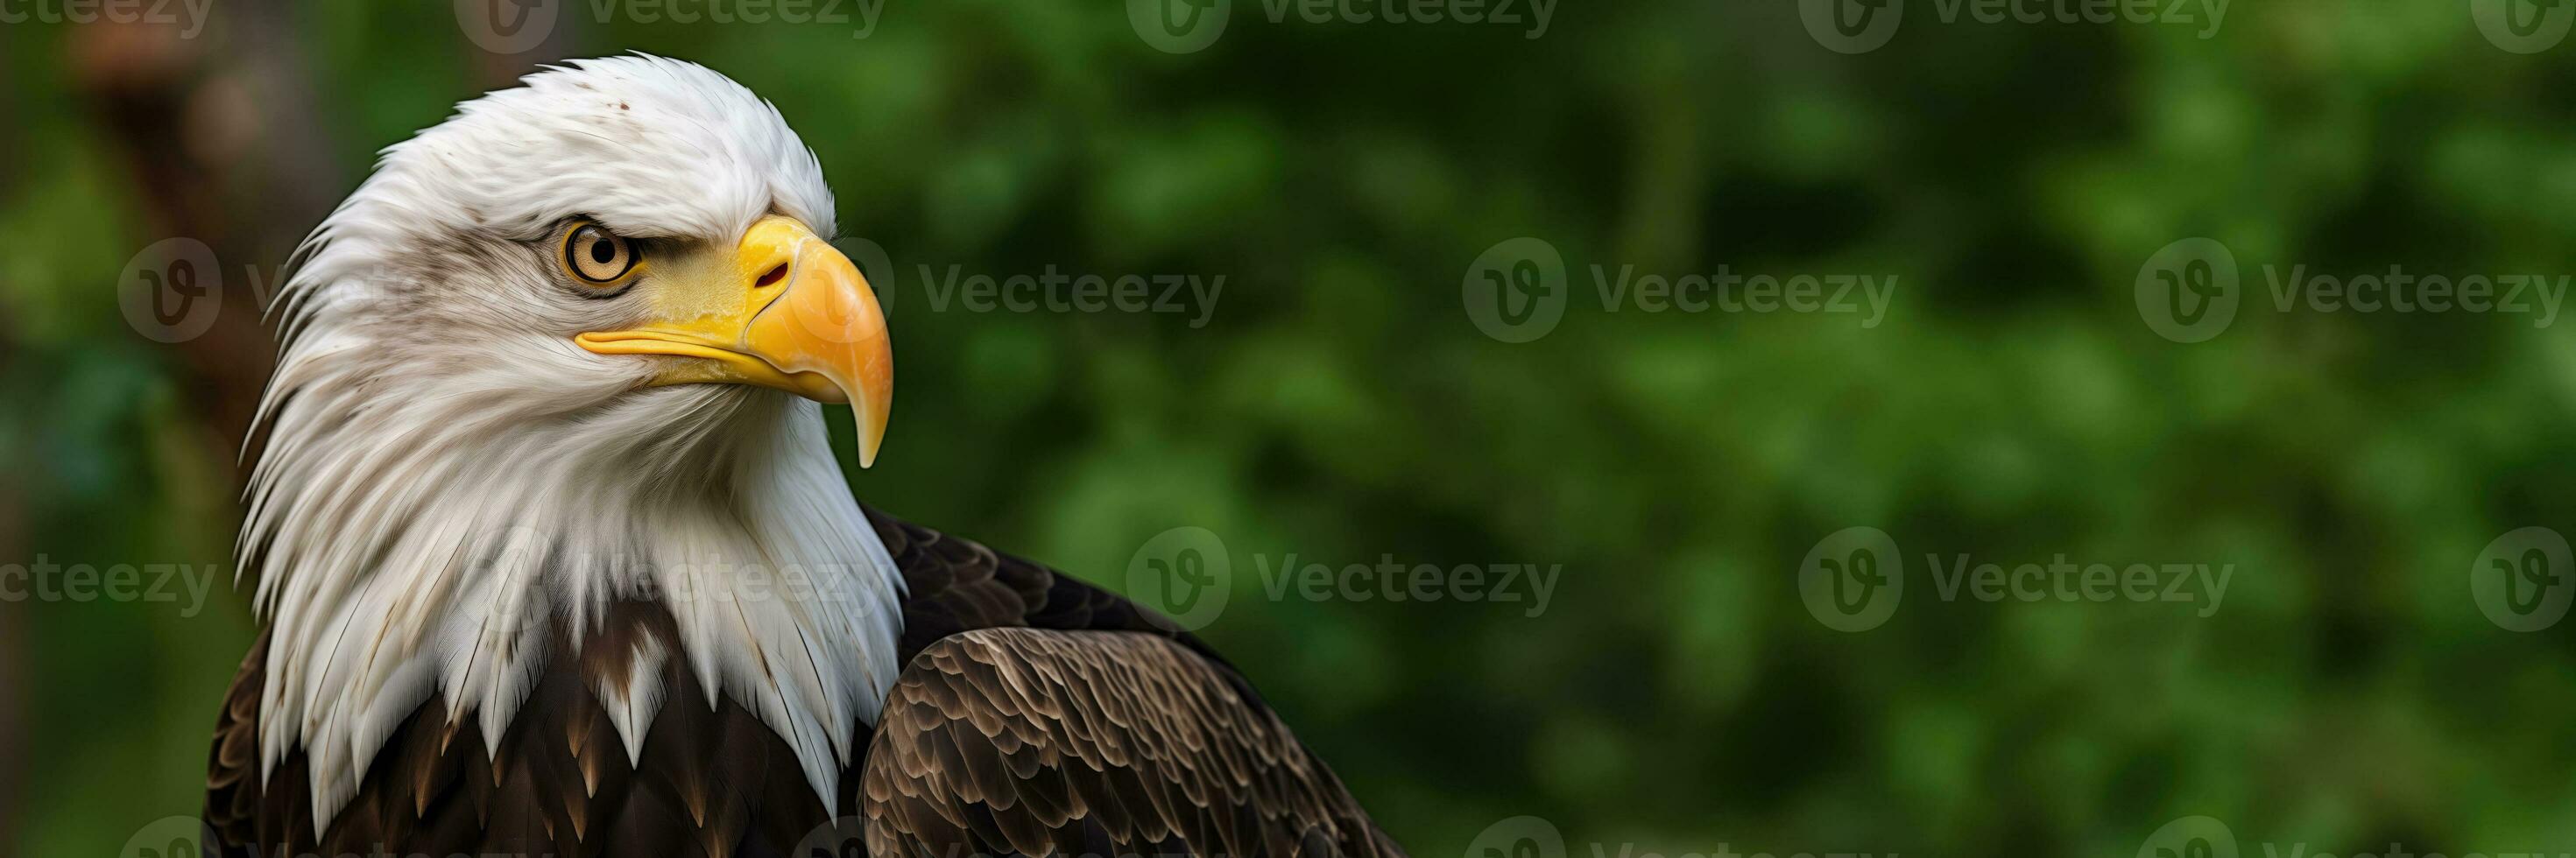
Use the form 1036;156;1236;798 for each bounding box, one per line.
755;263;789;290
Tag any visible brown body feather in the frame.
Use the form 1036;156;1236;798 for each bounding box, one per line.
205;508;1401;858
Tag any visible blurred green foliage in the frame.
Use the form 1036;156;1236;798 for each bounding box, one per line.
5;2;2576;856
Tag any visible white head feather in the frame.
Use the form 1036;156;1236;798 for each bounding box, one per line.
241;55;904;833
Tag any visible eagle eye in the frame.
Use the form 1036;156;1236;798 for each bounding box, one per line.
562;222;641;286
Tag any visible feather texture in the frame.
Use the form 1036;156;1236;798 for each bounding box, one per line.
208;54;1397;857
235;56;894;832
208;507;1403;858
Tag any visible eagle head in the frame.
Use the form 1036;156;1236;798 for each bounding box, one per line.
245;54;907;830
276;53;890;466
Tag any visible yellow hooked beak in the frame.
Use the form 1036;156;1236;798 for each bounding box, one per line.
575;215;893;467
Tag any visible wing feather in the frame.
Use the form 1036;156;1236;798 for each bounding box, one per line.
209;507;1397;858
861;629;1401;858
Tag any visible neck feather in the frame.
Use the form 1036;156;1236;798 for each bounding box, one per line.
242;327;904;833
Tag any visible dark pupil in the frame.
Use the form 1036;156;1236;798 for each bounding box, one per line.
589;236;617;265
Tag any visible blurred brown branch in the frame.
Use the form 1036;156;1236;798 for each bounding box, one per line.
70;0;343;464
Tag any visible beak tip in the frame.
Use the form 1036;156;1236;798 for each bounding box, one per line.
850;403;886;469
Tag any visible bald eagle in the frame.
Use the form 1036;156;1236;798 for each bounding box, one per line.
201;55;1399;858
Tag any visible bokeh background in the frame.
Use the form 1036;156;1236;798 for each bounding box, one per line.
6;1;2576;855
